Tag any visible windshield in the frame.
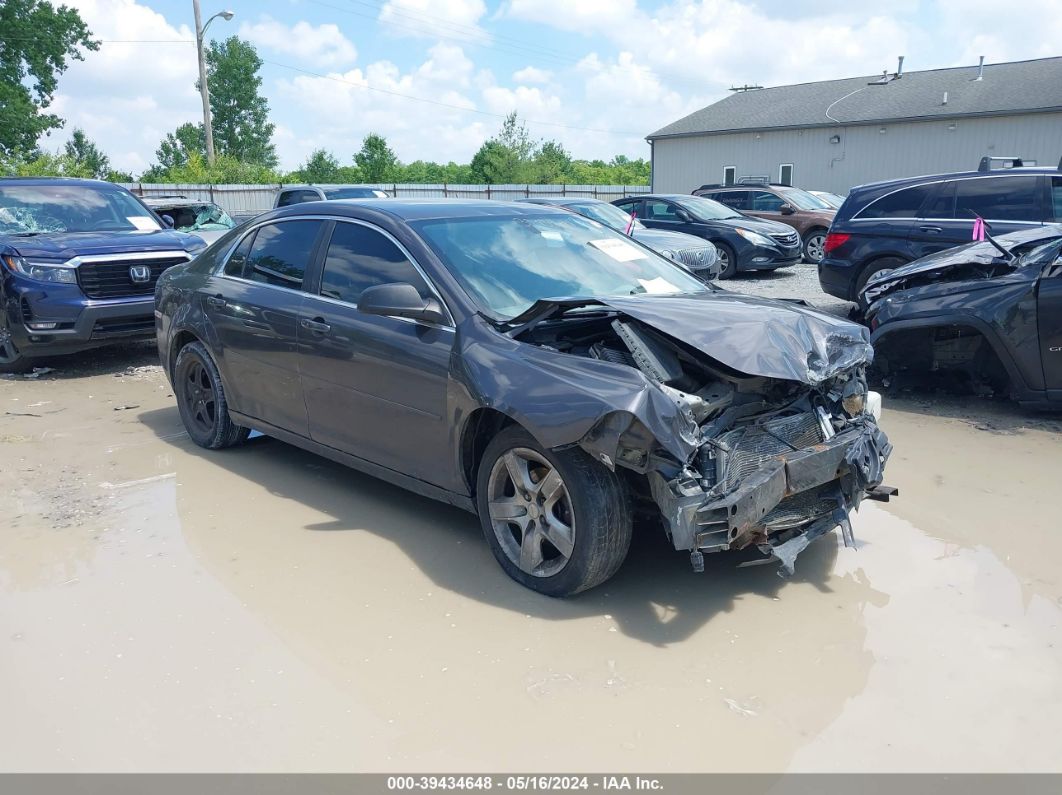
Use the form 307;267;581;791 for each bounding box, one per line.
568;201;644;231
324;187;384;199
671;196;743;221
413;213;707;319
813;191;845;209
0;185;162;234
775;187;833;211
155;203;235;232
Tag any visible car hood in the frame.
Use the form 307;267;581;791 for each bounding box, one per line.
509;291;872;385
861;225;1062;300
1;229;202;261
632;228;715;252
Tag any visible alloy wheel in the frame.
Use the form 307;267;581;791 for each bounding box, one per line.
487;448;576;578
181;358;218;437
805;233;826;263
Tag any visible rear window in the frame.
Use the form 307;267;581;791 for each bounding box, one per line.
953;176;1042;221
856;184;934;219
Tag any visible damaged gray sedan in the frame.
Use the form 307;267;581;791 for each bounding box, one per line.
155;199;894;596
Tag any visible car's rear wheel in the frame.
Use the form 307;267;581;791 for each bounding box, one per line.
715;243;738;279
476;426;631;597
174;341;250;449
803;229;827;264
855;257;906;306
0;308;35;375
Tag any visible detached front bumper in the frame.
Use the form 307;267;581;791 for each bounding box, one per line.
649;416;893;575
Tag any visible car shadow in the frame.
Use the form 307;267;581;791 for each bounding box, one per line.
8;341;160;380
139;406;844;648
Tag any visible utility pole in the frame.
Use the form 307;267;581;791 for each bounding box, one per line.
193;1;234;165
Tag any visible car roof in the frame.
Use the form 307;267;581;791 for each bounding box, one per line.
519;197;606;206
271;198;572;222
0;176;126;189
143;197;216;207
852;166;1057;195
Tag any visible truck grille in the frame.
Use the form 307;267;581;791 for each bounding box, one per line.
717;412;824;490
675;247;715;271
769;230;800;248
77;255;189;299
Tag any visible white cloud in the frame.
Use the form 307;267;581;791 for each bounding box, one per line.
239;16;357;68
513;66;552;84
46;0;201;172
378;0;488;42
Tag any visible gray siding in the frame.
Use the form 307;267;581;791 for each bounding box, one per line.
651;112;1062;194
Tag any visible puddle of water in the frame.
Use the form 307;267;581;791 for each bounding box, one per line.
2;366;1061;771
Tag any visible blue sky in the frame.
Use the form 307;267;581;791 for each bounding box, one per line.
46;0;1062;173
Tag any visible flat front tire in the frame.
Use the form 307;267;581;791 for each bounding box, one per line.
476;426;631;597
174;341;250;449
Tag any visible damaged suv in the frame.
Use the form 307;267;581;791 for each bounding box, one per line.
156;200;893;596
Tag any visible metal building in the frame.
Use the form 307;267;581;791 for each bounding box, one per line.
647;57;1062;196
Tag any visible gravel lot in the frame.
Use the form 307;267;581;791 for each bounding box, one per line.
725;262;854;318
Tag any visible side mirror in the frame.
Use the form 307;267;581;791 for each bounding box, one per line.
780;204;795;215
161;214;175;228
674;208;692;222
358;282;447;325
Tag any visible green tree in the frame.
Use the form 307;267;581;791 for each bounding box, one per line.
532;140;572;184
469;112;537;183
63;127;109;179
204;37;276;167
294;148;341;183
154;122;205;172
0;0;98;156
354;133;398;182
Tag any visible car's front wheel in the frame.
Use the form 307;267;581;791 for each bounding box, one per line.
0;308;36;375
715;242;738;279
476;426;631;597
174;341;250;449
803;228;827;264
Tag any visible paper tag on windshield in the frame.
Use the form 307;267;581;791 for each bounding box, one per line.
636;277;680;295
127;216;156;231
590;238;647;262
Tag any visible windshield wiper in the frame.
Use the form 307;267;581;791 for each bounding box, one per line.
7;231;43;237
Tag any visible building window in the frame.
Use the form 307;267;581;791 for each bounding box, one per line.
723;166;736;186
779;164;794;186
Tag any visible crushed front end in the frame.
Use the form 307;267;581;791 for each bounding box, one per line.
512;294;896;576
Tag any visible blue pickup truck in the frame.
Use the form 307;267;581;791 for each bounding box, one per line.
1;178;208;373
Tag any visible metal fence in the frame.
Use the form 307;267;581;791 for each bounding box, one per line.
120;183;651;218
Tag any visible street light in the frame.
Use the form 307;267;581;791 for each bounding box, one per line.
192;1;235;165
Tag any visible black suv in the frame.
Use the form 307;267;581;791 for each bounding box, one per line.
819;159;1062;302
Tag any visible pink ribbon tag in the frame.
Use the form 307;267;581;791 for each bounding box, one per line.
972;217;985;241
625;211;636;236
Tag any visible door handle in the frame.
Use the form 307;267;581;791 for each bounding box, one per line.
206;294;227;308
918;226;942;234
300;317;331;334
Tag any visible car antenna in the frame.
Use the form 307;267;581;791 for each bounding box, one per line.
971;214;1016;262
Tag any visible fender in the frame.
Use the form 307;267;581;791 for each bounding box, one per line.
871;313;1036;400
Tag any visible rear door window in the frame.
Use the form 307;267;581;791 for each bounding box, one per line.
613;198;641;216
245;220;324;290
715;191;750;211
277;189;321;207
857;184;934;219
953;176;1042;221
1052;177;1062;222
319;222;430;305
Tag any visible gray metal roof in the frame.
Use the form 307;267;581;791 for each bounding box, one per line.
648;57;1062;139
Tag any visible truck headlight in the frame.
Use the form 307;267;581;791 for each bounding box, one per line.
735;228;774;247
2;254;78;284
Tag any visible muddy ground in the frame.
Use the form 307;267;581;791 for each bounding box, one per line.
2;336;1061;773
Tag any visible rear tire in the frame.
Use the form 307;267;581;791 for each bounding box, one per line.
715;243;738;279
855;257;905;306
476;426;631;597
174;341;250;449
